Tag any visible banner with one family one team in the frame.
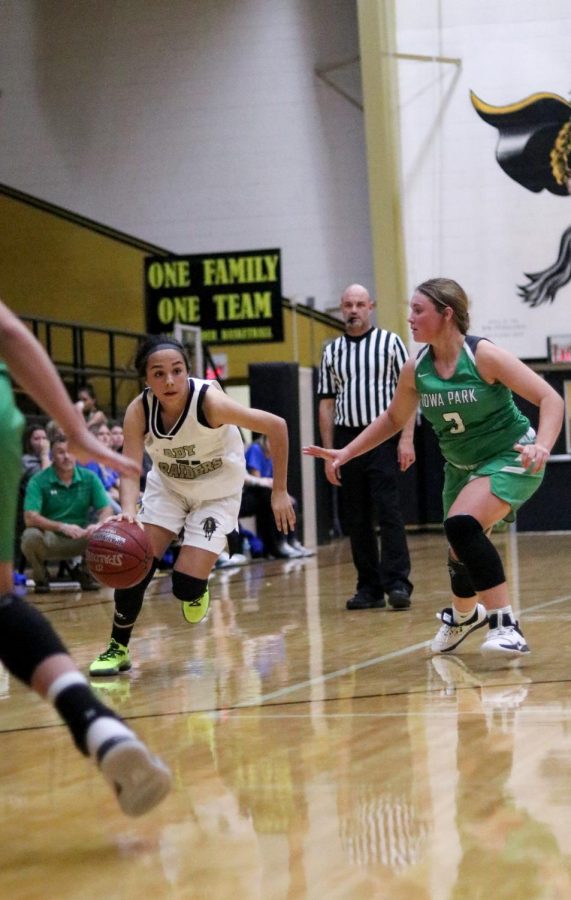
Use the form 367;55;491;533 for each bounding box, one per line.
144;248;283;345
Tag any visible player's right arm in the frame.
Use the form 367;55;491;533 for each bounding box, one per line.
306;361;419;475
117;395;147;520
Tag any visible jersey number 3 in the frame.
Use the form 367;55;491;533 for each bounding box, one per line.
443;411;466;434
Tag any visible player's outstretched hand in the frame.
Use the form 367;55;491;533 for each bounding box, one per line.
67;430;140;479
303;445;334;461
303;445;346;487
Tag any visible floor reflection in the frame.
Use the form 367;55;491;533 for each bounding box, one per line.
2;534;571;897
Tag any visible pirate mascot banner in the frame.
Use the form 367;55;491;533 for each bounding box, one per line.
471;91;571;308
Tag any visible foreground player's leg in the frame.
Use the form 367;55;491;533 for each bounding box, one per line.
0;592;171;815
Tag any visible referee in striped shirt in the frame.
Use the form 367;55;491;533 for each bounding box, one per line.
317;284;415;610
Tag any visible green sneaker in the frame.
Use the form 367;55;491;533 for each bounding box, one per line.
182;587;210;624
89;639;131;676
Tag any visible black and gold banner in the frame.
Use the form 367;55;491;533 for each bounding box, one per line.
144;248;283;344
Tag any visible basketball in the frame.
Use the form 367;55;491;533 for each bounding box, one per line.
86;520;153;589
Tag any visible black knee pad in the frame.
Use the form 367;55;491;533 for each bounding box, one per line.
0;593;67;685
171;571;208;601
444;514;505;592
447;555;476;598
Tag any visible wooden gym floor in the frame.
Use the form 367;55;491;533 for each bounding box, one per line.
1;528;571;899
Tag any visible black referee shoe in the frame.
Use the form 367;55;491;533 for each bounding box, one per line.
388;588;411;610
346;590;386;610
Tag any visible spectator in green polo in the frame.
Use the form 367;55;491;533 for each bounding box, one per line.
21;434;112;592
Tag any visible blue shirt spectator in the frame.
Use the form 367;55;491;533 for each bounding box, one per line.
81;422;121;513
245;436;273;478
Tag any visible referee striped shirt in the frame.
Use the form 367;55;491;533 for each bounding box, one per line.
318;327;408;427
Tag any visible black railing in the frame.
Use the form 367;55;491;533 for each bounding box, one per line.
18;315;223;421
20;316;146;420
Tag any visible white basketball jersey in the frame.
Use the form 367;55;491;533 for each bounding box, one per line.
142;378;246;502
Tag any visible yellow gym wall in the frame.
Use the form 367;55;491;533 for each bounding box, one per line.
357;0;408;337
0;187;153;332
0;185;343;410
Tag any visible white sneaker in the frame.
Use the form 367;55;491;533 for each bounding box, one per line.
99;736;172;817
275;541;303;559
228;552;249;566
480;612;530;659
289;539;316;557
431;603;488;654
215;551;230;569
216;551;249;568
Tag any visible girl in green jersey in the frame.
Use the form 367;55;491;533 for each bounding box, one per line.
305;278;563;660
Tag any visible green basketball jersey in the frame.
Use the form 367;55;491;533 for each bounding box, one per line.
414;336;531;468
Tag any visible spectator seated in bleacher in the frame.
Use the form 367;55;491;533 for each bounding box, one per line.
108;419;124;453
15;422;53;578
45;418;66;444
20;434;112;593
21;422;51;479
75;383;107;429
241;434;314;559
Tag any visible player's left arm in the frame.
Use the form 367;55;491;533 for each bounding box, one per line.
476;340;564;470
202;388;295;533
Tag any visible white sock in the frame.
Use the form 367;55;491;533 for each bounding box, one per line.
46;671;88;704
492;605;514;622
452;604;477;624
85;716;136;759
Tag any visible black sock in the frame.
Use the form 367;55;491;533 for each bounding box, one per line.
111;621;135;646
53;681;121;756
110;559;158;646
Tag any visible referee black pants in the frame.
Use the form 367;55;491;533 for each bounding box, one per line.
335;427;412;599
